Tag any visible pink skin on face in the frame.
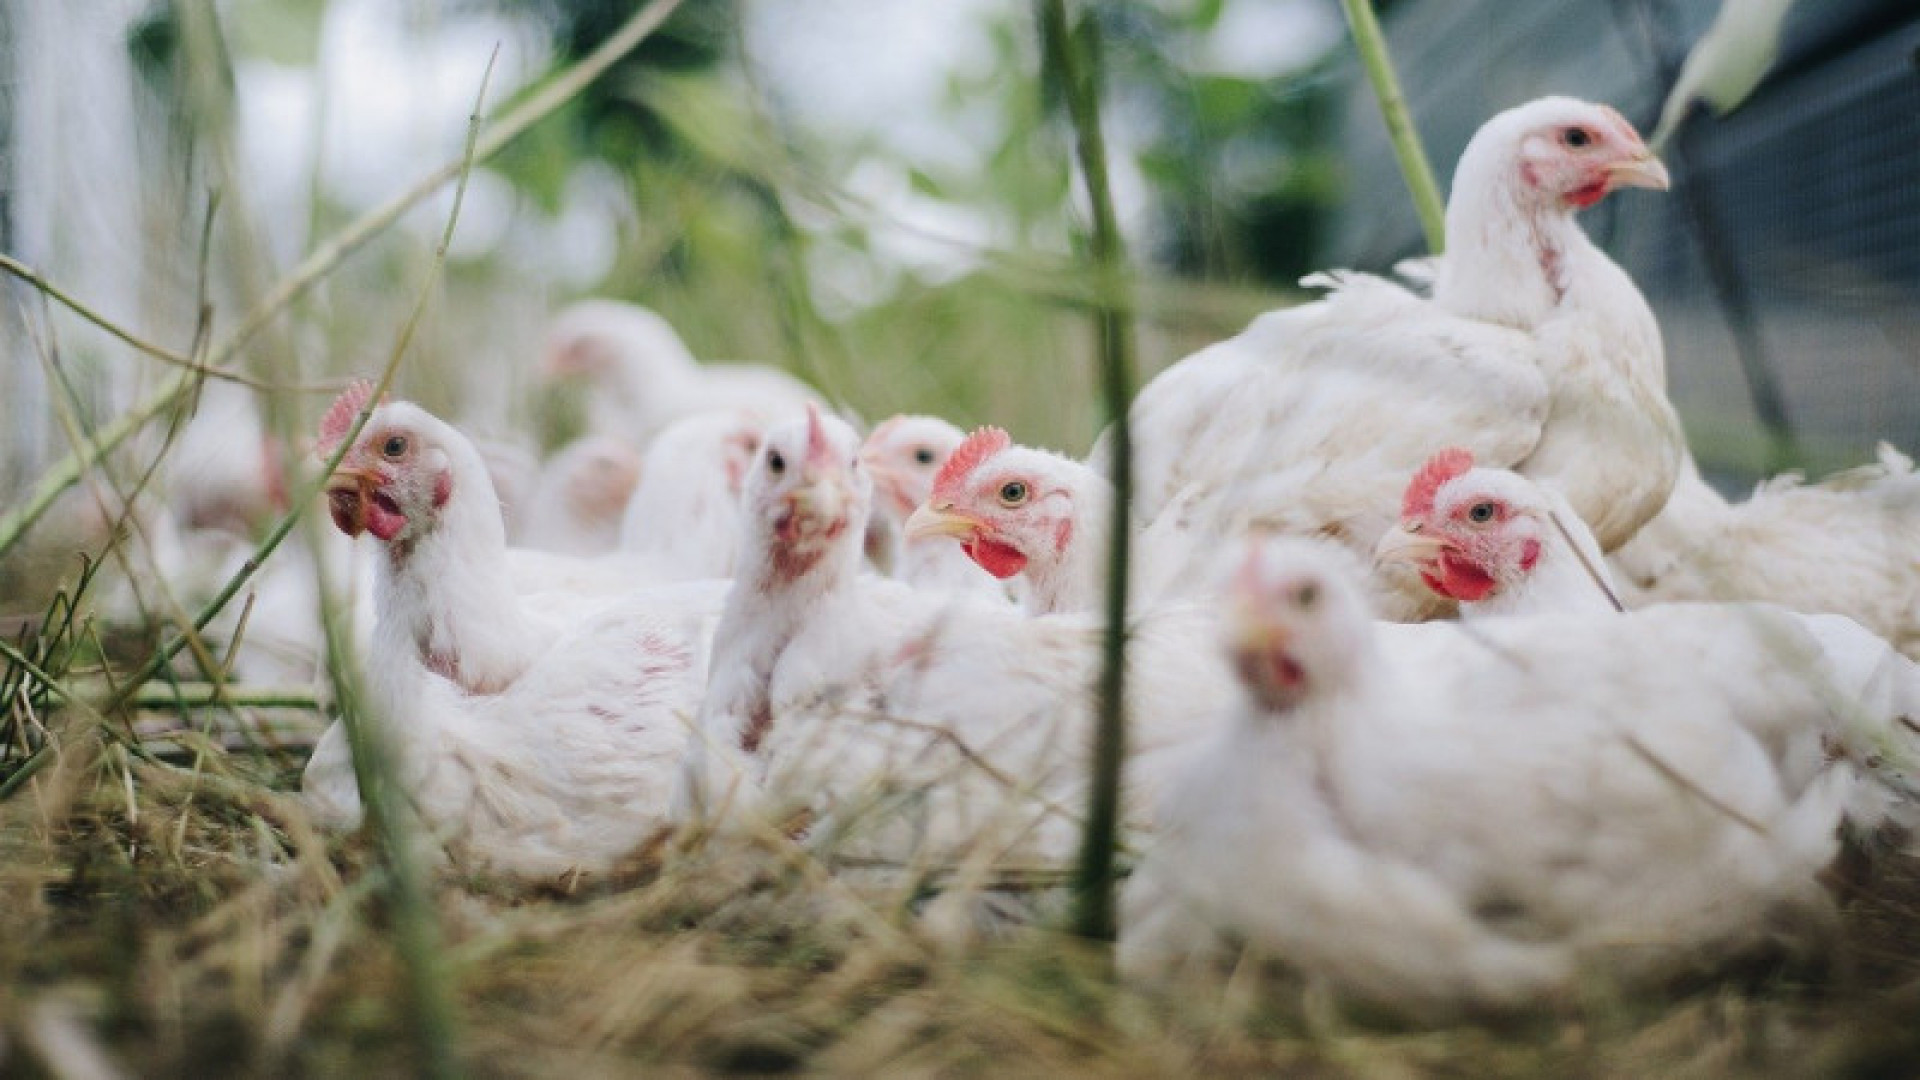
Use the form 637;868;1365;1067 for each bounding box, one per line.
766;405;854;584
1520;105;1666;211
1388;448;1543;604
325;433;452;544
318;383;455;548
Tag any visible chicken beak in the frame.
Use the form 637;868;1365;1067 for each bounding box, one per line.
1232;618;1292;658
324;465;375;537
1373;522;1447;569
787;476;846;524
1605;152;1670;192
904;503;981;542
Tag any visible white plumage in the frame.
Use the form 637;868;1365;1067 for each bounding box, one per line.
540;300;821;449
903;425;1188;615
301;384;726;876
1611;447;1920;659
1378;456;1920;836
1120;537;1911;1011
1374;447;1619;617
163;379;288;536
860;416;1021;602
616;409;765;581
678;408;1227;866
514;435;643;556
1111;97;1681;620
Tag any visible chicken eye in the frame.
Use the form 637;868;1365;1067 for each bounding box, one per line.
1468;501;1497;523
1563;127;1591;149
913;447;937;466
998;480;1029;506
382;435;408;459
1295;582;1319;609
766;449;786;476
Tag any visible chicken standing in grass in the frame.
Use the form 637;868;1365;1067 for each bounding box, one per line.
302;381;726;876
1111;97;1680;620
677;407;1226;865
540;299;821;449
1120;537;1897;1011
860;415;1006;600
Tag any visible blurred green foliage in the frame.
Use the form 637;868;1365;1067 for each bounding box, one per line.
114;0;1340;452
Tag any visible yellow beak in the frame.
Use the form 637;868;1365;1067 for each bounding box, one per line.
903;503;982;542
1606;153;1671;192
1373;522;1447;569
324;464;374;496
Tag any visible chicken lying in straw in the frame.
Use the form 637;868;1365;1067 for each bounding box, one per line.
1110;96;1680;620
1121;535;1919;1013
303;380;727;877
678;406;1225;867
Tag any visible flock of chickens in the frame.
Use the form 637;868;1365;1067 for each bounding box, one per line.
133;96;1920;1012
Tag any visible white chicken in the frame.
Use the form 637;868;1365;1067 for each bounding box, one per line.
860;415;1010;601
540;299;821;449
301;381;727;876
1119;537;1907;1011
677;407;1227;867
1373;447;1620;617
616;409;765;581
1611;447;1920;659
163;379;289;536
903;425;1187;615
1376;454;1920;829
198;520;377;691
1111;97;1681;620
513;435;643;556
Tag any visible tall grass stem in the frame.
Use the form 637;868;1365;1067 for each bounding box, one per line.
1340;0;1447;254
1037;0;1135;944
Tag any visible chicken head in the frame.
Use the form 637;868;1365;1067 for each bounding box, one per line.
859;414;966;522
1497;97;1670;211
319;381;459;547
902;426;1089;583
1227;537;1374;712
746;404;870;581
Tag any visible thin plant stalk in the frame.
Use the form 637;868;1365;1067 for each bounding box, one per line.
299;43;504;1080
112;684;319;711
1038;0;1135;943
1340;0;1447;254
0;0;687;563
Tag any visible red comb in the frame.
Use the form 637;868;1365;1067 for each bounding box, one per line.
317;379;382;456
933;426;1010;502
1402;448;1475;521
